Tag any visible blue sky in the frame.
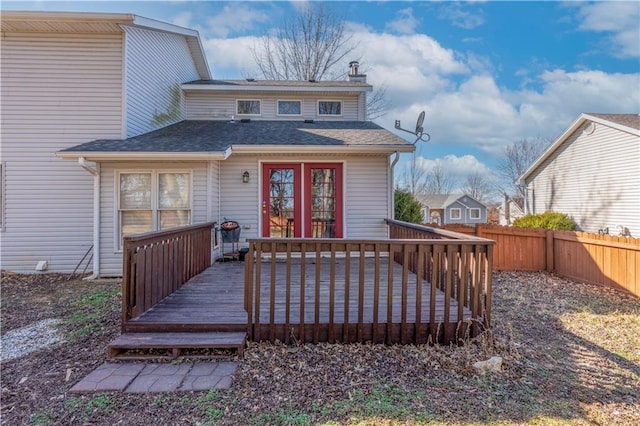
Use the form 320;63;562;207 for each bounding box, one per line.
3;1;639;195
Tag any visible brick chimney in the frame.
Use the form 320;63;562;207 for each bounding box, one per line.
348;60;366;83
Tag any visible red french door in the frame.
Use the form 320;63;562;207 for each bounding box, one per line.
262;163;343;238
304;163;343;238
262;164;302;237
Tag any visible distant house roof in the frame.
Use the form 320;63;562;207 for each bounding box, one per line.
57;120;415;160
0;11;211;79
519;113;640;183
183;79;372;92
417;194;486;209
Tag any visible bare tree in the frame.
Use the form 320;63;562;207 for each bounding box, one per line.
461;171;492;203
250;3;390;118
497;137;549;198
400;153;428;196
425;164;456;195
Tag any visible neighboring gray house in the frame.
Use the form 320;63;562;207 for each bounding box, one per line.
519;113;640;237
418;194;488;226
1;11;414;277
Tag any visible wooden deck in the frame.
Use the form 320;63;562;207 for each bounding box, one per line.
125;258;474;339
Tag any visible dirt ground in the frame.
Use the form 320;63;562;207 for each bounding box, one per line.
1;270;639;425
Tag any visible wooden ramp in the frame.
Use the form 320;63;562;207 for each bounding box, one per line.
107;332;247;360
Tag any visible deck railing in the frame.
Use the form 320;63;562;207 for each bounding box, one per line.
245;221;494;344
122;222;216;327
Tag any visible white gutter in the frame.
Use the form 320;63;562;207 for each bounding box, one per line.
389;151;400;220
78;157;100;280
182;83;371;93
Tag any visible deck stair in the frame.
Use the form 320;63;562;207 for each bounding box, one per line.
107;332;247;360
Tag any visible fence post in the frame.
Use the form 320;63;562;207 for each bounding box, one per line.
546;231;555;272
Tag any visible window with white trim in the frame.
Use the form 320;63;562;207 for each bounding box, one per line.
470;208;481;220
422;207;429;223
277;100;301;115
237;99;261;115
450;208;461;220
118;171;191;248
318;100;342;116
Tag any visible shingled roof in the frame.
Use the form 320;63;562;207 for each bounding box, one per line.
57;120;414;159
585;113;640;131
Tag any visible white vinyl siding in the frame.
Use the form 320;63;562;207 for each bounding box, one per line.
185;92;362;121
123;26;200;137
99;162;208;276
526;121;640;236
0;32;123;273
342;156;389;239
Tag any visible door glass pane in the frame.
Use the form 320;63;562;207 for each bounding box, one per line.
159;173;190;208
269;168;295;237
310;168;336;237
120;173;151;209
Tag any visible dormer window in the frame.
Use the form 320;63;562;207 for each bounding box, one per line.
318;100;342;116
277;100;302;116
237;99;261;115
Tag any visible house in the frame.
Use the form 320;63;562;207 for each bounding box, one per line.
498;195;524;225
519;113;640;237
1;11;414;277
417;194;488;226
1;11;211;275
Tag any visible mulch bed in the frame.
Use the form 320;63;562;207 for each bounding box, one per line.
1;270;639;425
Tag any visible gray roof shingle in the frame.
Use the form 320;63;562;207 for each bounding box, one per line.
60;120;412;153
586;113;640;130
185;79;371;88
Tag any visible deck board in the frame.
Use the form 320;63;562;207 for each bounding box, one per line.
127;258;473;334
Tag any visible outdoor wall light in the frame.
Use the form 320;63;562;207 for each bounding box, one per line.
242;171;250;183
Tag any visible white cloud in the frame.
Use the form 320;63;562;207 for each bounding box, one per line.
415;154;495;177
172;11;193;29
438;3;485;30
575;2;640;58
205;4;270;38
202;36;262;78
385;8;421;35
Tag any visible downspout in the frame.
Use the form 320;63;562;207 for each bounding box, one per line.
389;151;400;220
78;157;100;279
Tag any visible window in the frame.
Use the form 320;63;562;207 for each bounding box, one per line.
118;171;191;249
422;207;429;223
237;99;260;115
277;100;301;116
470;208;481;220
450;208;461;220
318;100;342;116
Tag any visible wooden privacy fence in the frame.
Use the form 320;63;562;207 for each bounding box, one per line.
244;225;494;345
443;224;640;297
122;222;216;327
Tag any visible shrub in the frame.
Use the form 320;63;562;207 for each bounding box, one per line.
394;189;423;224
512;211;576;230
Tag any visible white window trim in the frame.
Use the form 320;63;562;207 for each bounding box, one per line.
236;99;261;116
450;208;461;220
276;99;302;116
422;207;429;223
469;208;481;220
317;100;342;116
115;169;193;252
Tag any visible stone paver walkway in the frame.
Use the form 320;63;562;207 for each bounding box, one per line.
70;361;237;394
